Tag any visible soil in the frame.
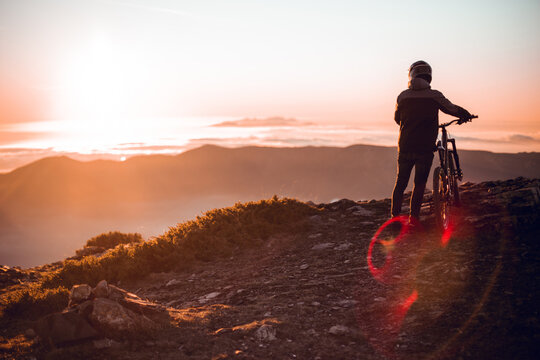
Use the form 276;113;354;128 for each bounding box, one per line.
1;177;539;360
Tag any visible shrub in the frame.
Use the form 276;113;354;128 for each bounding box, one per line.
85;231;143;250
6;197;317;319
1;284;69;320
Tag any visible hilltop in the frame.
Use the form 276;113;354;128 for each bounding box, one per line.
1;144;539;267
0;177;538;359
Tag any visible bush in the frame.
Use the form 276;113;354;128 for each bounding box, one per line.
5;197;317;319
1;284;69;320
43;197;316;289
85;231;143;250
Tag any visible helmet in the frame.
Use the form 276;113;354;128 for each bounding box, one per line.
409;60;432;83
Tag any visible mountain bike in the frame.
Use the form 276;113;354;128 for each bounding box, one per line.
433;115;478;231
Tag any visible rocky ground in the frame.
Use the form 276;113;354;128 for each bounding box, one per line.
1;177;539;360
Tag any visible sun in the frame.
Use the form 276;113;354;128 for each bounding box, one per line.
51;30;142;148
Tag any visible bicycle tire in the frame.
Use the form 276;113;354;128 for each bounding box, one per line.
448;156;460;207
433;166;450;231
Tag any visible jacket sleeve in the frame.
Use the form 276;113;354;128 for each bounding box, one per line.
433;91;471;118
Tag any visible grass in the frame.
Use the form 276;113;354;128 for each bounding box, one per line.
0;197;316;320
1;284;69;320
85;231;143;250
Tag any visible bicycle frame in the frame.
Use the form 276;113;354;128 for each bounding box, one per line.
432;116;477;231
436;124;461;180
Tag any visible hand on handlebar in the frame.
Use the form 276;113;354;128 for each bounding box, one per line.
458;114;478;125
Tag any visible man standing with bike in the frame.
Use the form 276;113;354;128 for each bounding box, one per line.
391;60;472;222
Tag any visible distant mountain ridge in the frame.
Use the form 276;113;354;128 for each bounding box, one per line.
0;144;539;267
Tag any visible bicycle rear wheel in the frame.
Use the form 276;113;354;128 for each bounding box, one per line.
433;166;450;231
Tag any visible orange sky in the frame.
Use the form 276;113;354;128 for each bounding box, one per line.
1;0;539;171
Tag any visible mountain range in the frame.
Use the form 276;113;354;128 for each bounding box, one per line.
1;144;539;267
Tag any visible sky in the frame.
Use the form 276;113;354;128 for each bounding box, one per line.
1;0;539;171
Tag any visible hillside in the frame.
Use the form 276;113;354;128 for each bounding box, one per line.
1;144;539;267
0;177;538;359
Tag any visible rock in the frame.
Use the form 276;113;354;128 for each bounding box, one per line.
77;300;94;318
24;328;37;339
93;338;122;349
0;265;28;287
299;264;309;270
334;243;352;251
166;279;182;287
330;199;358;211
34;311;99;346
308;233;323;239
93;280;109;298
351;206;374;216
336;299;358;308
89;298;138;333
255;324;277;341
69;284;92;306
97;284;164;316
199;292;221;303
107;284;130;302
311;243;334;250
328;325;350;335
120;296;165;317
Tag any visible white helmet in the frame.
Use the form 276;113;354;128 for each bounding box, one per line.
409;60;432;83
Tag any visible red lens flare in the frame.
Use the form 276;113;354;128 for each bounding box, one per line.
368;215;412;283
361;215;463;358
441;221;455;247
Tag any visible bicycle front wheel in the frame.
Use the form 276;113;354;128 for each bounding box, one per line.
448;155;460;207
433;166;451;231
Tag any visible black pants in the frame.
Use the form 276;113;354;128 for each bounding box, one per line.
391;152;434;219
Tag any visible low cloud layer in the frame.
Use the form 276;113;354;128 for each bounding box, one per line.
211;117;313;128
456;133;540;145
1;127;538;173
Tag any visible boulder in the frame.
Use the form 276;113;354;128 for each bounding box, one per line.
34;311;99;346
92;280;110;298
89;298;158;336
107;284;131;302
106;284;164;316
69;284;92;306
77;300;94;318
89;298;138;333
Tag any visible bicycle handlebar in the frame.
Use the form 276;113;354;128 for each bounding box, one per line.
439;114;478;128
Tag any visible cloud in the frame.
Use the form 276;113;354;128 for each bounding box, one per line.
508;134;540;143
211;117;314;128
113;144;187;151
456;133;540;144
0;147;52;155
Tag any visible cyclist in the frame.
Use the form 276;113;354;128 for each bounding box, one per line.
391;60;471;222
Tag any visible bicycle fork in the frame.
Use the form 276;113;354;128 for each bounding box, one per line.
447;138;463;180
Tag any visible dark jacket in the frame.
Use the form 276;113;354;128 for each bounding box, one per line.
394;78;470;153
